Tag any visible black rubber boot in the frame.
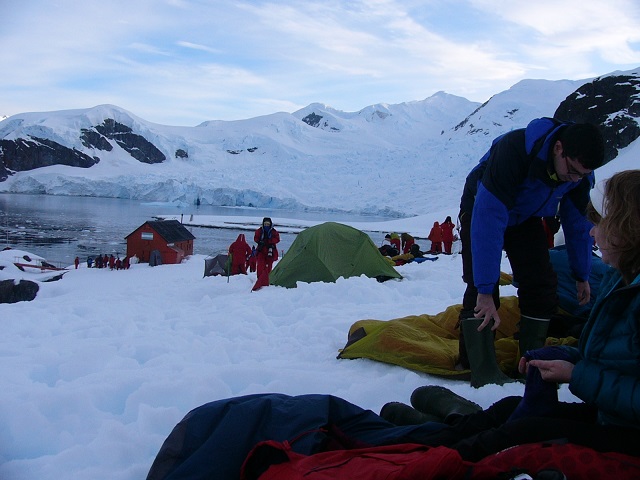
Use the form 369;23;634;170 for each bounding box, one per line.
456;310;472;369
462;318;515;388
518;315;550;357
379;401;443;425
410;385;482;423
534;469;567;480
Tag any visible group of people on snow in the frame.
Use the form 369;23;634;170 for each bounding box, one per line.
85;253;134;270
379;232;407;257
379;216;458;262
426;216;457;254
227;217;281;291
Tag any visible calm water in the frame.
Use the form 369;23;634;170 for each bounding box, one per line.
0;194;390;267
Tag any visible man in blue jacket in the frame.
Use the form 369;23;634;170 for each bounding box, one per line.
457;117;605;387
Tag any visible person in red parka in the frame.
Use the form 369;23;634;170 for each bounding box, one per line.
441;216;456;255
252;217;280;291
228;233;252;275
428;221;443;254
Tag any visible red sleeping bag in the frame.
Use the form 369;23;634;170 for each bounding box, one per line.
241;438;640;480
241;440;471;480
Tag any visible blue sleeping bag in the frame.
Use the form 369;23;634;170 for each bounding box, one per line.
146;393;446;480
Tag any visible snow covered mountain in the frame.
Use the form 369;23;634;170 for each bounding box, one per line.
1;67;639;217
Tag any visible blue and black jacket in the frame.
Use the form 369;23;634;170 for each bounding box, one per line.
557;269;640;428
460;117;595;295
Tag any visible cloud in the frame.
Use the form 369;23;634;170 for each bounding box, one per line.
129;43;173;57
176;41;222;55
467;0;640;75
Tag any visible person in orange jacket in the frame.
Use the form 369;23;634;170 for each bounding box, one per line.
427;221;443;254
252;217;280;291
441;216;456;255
228;233;252;275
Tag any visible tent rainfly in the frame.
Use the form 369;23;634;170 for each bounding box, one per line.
204;254;230;277
269;222;402;288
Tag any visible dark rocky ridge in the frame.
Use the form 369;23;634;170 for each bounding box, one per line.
80;119;166;164
554;73;640;163
0;119;166;182
0;136;99;181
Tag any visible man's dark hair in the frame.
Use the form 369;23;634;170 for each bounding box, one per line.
559;123;605;169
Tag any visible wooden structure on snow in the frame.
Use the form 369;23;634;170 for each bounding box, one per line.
125;220;195;264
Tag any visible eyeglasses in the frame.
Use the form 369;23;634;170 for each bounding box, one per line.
563;154;591;180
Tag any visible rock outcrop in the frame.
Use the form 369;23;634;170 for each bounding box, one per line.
0;279;39;303
0;117;167;181
555;73;640;163
0;137;99;181
80;119;166;164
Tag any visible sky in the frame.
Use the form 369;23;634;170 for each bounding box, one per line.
0;141;636;479
2;0;640;126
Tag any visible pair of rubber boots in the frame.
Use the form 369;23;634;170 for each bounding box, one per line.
458;314;550;388
380;385;482;426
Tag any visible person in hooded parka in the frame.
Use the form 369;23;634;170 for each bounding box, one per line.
228;233;252;275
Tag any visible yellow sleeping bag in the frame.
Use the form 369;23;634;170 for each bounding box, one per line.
337;296;576;378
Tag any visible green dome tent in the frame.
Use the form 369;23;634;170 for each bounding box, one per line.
269;222;402;288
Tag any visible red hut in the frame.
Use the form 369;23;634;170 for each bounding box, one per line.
126;220;195;265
